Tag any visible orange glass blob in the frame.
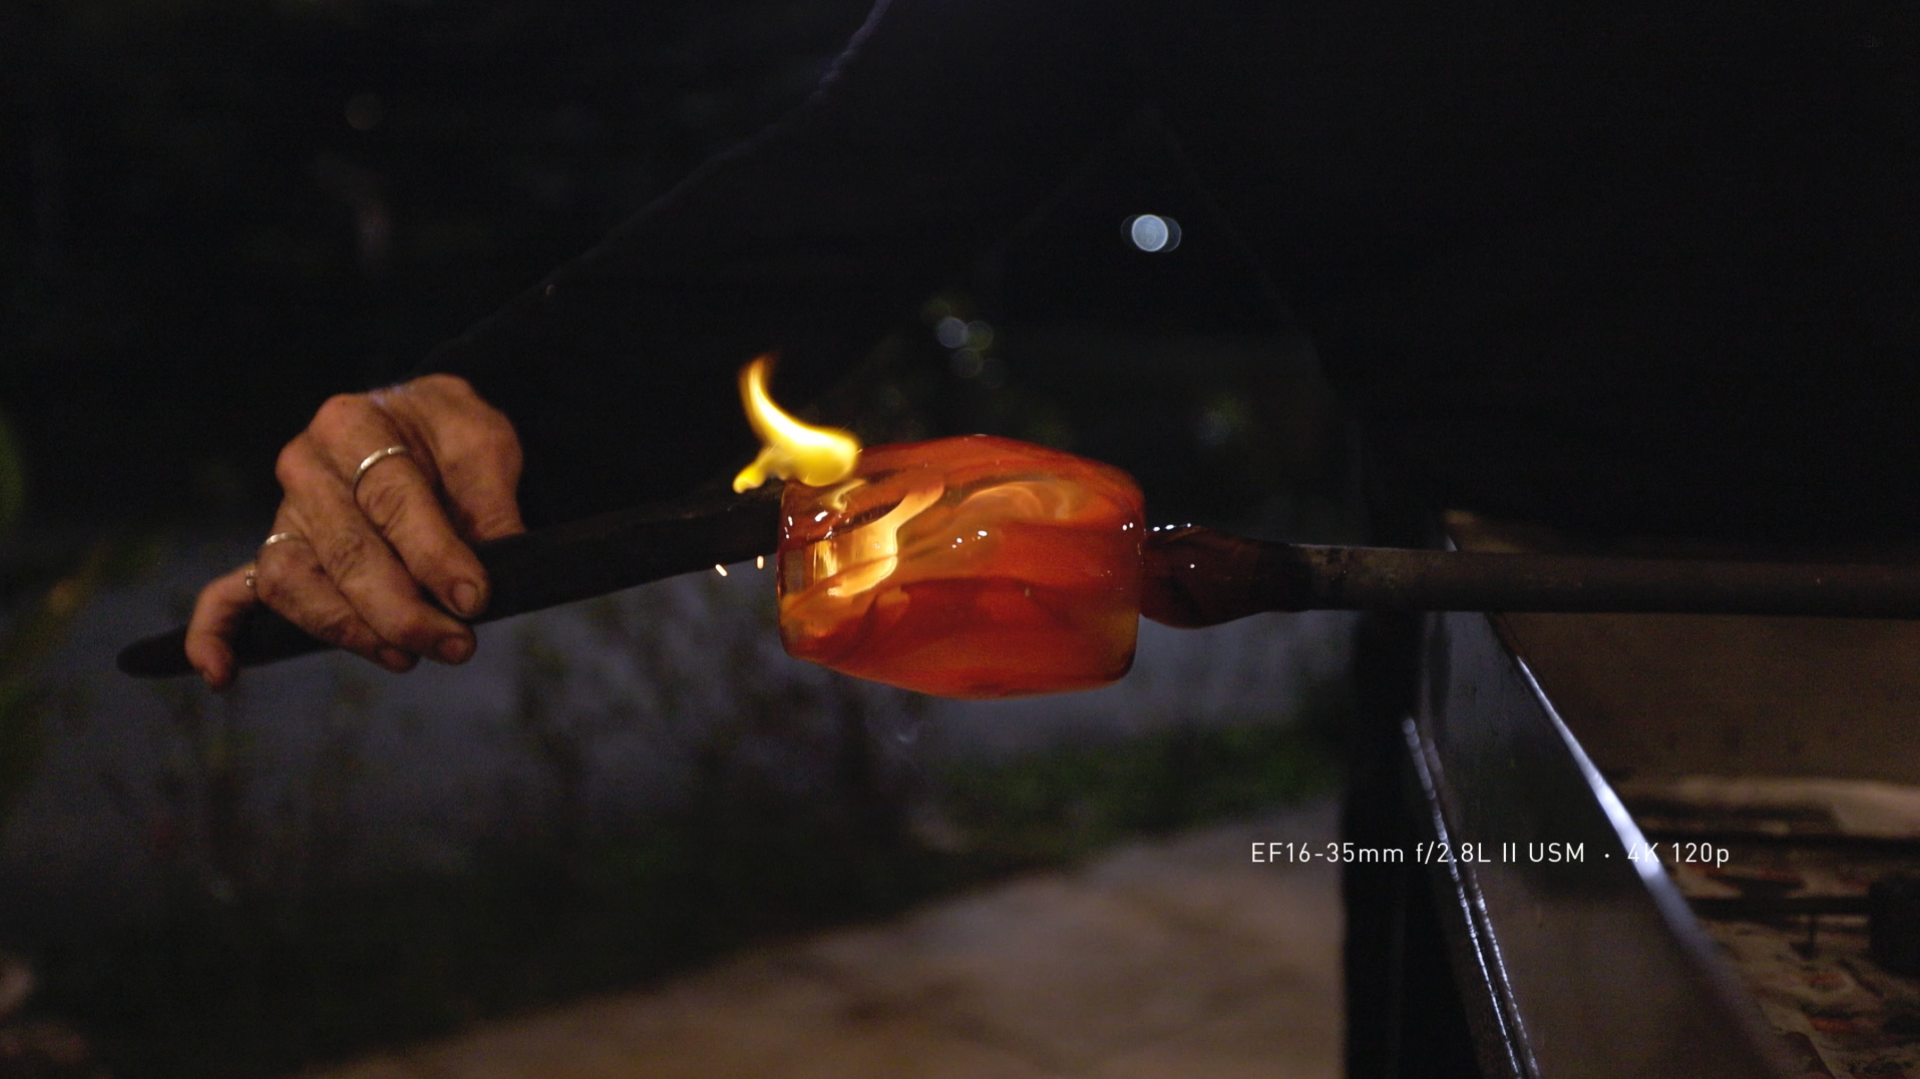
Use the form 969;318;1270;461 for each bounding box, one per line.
777;435;1145;698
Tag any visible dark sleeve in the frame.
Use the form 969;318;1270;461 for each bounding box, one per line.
420;0;1140;526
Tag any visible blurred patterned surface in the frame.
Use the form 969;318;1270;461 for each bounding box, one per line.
310;806;1340;1079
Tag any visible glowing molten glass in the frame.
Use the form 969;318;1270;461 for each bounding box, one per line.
777;435;1144;699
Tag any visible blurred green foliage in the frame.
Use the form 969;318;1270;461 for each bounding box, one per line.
0;406;157;838
6;524;1345;1079
0;541;115;839
942;723;1342;867
38;718;1337;1079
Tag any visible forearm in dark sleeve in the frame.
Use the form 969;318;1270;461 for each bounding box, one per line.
421;0;1139;526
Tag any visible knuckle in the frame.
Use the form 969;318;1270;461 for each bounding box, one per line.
477;430;524;474
414;372;466;397
315;608;364;648
474;508;522;540
359;473;415;527
326;531;377;583
254;571;281;607
440;440;523;512
313;393;370;433
253;562;289;605
274;437;313;489
301;557;334;586
376;609;438;651
413;534;468;578
411;373;479;416
435;399;519;461
471;403;516;440
253;561;304;610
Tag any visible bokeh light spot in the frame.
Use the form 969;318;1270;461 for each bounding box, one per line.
935;316;969;349
1126;213;1181;253
345;93;384;132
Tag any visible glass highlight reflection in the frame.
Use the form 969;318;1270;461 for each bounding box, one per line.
777;436;1145;699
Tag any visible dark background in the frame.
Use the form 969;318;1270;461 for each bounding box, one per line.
0;0;1353;537
0;5;1356;1077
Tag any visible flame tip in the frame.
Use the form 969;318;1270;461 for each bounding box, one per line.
732;357;860;490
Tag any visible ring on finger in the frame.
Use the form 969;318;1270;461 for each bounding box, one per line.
243;563;259;591
351;445;412;496
260;530;302;552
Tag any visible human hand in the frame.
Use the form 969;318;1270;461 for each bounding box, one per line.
186;373;525;689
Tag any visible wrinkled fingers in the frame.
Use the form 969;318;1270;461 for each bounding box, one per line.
377;375;526;545
250;521;419;673
308;392;493;618
274;425;474;664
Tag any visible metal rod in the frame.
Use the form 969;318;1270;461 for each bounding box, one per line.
1140;526;1920;628
123;507;1920;678
116;484;782;678
1284;546;1920;618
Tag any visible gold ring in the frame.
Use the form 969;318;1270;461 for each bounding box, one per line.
260;531;301;551
352;445;411;495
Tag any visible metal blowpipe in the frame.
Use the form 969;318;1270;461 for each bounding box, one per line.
117;489;1920;679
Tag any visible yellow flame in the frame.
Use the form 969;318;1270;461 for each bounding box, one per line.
731;355;862;492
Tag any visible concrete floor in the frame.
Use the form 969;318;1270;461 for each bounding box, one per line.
308;804;1343;1079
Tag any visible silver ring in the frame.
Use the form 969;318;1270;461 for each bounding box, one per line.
243;563;258;591
260;531;300;552
351;445;411;495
